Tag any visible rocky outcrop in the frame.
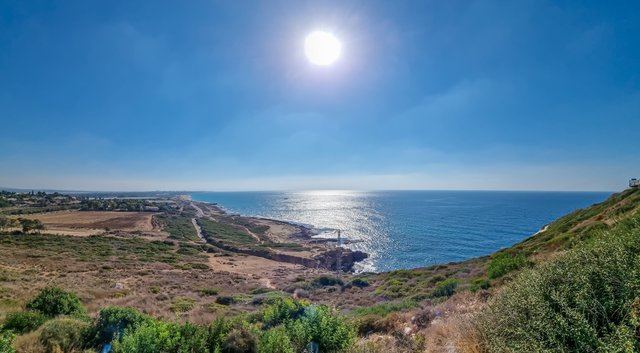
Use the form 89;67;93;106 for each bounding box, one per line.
203;236;367;272
313;248;368;272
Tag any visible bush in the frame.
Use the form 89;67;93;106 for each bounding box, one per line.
477;224;640;352
487;252;527;279
171;298;196;313
262;298;308;329
112;321;210;353
198;287;221;296
90;306;152;345
283;320;309;353
311;276;343;287
431;278;458;298
350;278;370;288
216;296;237;306
355;314;401;335
259;327;293;353
38;317;90;353
0;331;15;353
352;300;417;317
26;287;86;318
470;278;491;292
222;323;258;353
176;323;209;353
2;311;48;334
208;318;232;352
300;305;355;353
112;321;180;353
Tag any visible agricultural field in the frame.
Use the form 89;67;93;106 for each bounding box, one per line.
12;211;158;236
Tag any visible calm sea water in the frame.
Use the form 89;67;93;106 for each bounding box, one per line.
191;190;610;272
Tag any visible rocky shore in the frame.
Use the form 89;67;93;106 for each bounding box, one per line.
189;200;368;272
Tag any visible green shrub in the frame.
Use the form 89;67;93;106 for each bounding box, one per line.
0;331;15;353
2;311;48;334
352;300;417;317
176;323;209;353
112;321;209;353
112;321;180;353
431;278;458;298
311;276;343;287
283;319;309;353
216;296;236;306
38;317;90;353
208;317;232;352
477;225;640;352
222;322;258;353
301;305;355;353
90;306;152;345
487;252;527;279
26;287;86;318
259;327;293;353
170;298;196;312
262;298;308;329
198;287;221;296
350;278;370;288
470;278;491;292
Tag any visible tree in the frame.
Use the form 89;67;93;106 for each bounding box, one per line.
0;216;18;232
17;218;45;234
26;287;86;318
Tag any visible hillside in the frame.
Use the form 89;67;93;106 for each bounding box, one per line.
1;188;640;352
360;187;640;304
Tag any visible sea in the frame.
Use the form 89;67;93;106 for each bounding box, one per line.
191;190;611;272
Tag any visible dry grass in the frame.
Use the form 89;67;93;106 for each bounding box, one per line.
420;292;485;353
0;233;269;324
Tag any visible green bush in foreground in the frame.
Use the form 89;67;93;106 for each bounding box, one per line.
112;321;216;353
26;287;86;318
38;317;90;353
262;298;308;329
259;327;294;353
302;306;356;353
0;331;15;353
89;306;152;345
478;221;640;352
2;311;48;334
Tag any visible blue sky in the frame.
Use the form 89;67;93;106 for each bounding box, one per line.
1;0;638;191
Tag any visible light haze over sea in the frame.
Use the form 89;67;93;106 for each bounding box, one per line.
191;190;610;272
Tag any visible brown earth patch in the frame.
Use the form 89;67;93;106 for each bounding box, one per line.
13;211;157;236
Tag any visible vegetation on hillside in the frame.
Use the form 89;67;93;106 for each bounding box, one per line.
0;289;359;353
1;188;640;352
476;214;640;352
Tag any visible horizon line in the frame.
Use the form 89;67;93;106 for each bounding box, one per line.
0;186;618;194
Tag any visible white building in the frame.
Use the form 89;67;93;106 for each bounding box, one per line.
630;178;640;188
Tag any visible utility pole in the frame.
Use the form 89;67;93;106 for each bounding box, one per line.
336;229;342;280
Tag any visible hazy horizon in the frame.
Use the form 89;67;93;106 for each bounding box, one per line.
0;184;617;194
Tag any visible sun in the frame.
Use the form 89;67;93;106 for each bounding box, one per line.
304;31;342;66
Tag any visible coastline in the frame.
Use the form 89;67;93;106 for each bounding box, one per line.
186;198;369;272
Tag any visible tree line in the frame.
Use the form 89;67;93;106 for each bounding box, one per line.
0;216;45;234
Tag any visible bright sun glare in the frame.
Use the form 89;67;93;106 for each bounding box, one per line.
305;31;342;66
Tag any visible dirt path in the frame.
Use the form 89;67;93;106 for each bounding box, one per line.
238;224;262;243
191;218;205;242
191;202;205;218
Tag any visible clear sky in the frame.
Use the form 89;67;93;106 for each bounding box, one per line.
1;0;638;191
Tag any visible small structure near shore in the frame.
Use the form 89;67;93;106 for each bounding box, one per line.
630;178;640;188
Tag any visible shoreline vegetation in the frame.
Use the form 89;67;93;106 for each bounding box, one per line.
1;187;640;352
